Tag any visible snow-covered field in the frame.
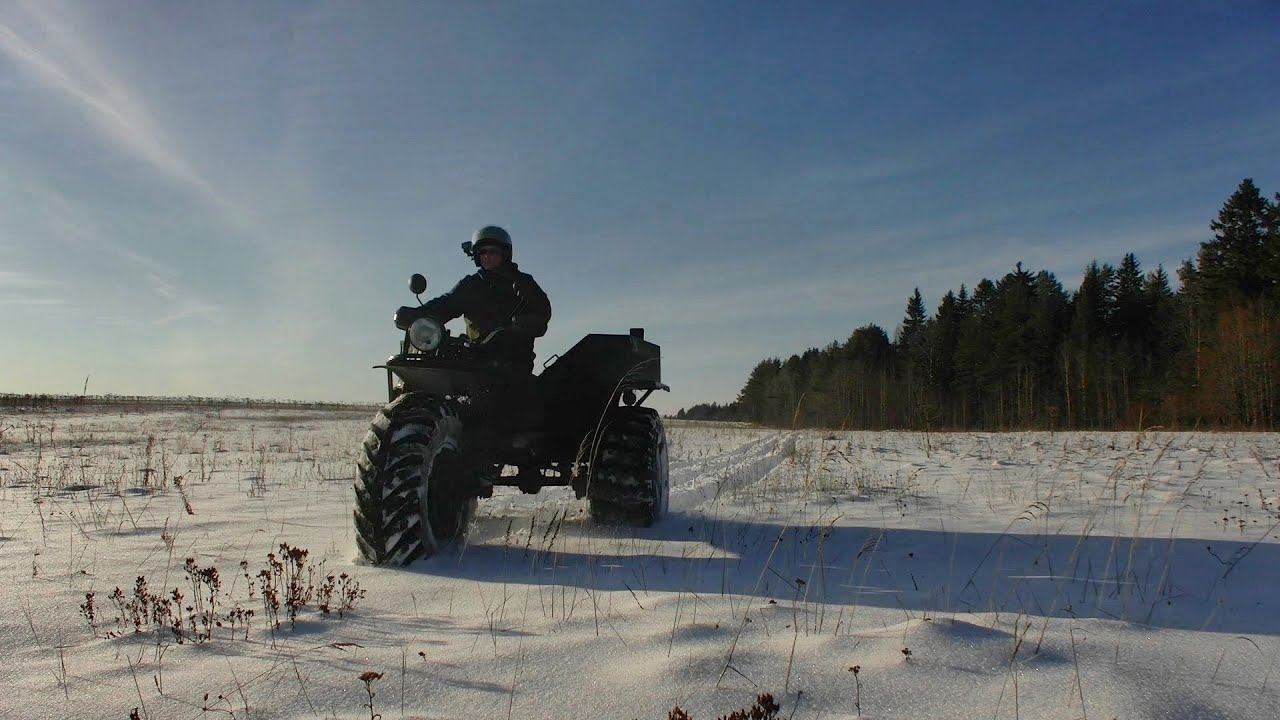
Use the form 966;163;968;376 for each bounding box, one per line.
1;406;1278;719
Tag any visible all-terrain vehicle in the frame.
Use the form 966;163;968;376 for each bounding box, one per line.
354;269;670;565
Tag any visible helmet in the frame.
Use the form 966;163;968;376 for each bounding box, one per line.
472;225;512;262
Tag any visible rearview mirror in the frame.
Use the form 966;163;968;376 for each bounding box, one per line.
409;273;427;295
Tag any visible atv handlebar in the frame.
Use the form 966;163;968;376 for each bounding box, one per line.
394;305;423;331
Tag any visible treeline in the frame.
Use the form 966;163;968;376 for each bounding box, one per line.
677;179;1280;430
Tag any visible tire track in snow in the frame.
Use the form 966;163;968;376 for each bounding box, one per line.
470;430;796;526
669;432;798;513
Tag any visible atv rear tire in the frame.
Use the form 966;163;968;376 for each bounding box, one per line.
587;407;669;526
354;393;475;565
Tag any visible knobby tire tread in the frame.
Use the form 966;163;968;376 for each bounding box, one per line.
587;407;670;527
354;393;471;565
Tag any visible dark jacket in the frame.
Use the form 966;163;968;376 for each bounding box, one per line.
415;262;551;369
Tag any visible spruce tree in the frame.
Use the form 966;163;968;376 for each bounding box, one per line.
899;289;927;346
895;289;930;424
1190;178;1272;305
930;291;963;421
1142;265;1182;401
1266;191;1280;305
1113;253;1147;340
737;359;782;423
843;325;895;428
1029;271;1071;423
1067;262;1118;426
719;178;1270;429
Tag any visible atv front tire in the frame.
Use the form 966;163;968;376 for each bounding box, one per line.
587;407;670;526
354;394;475;565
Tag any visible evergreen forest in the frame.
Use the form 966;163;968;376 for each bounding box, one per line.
678;179;1280;430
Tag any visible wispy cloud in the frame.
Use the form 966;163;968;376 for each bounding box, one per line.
1;2;1271;407
0;170;224;324
0;1;241;330
0;269;52;290
0;297;67;307
153;298;221;326
0;3;228;208
141;271;222;325
1;2;349;318
0;268;65;311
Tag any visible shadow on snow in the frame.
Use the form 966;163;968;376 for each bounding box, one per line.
413;510;1280;635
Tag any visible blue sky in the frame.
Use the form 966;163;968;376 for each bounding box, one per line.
1;1;1277;413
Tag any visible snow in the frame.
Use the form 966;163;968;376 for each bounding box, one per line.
1;407;1278;719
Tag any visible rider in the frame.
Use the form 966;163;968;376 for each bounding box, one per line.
398;227;550;445
409;225;551;373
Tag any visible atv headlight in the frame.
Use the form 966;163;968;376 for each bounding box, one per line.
408;317;443;351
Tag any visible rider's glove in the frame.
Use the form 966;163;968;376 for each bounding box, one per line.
394;306;422;331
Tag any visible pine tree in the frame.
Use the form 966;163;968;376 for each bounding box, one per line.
1141;265;1182;402
1067;262;1118;426
1178;180;1280;425
1108;253;1149;419
717;177;1270;429
896;289;930;424
954;280;997;425
737;359;782;423
1189;178;1272;305
898;289;927;345
1266;191;1280;305
1029;270;1071;424
956;284;971;319
1113;253;1147;341
988;264;1037;426
842;325;895;428
929;291;963;420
